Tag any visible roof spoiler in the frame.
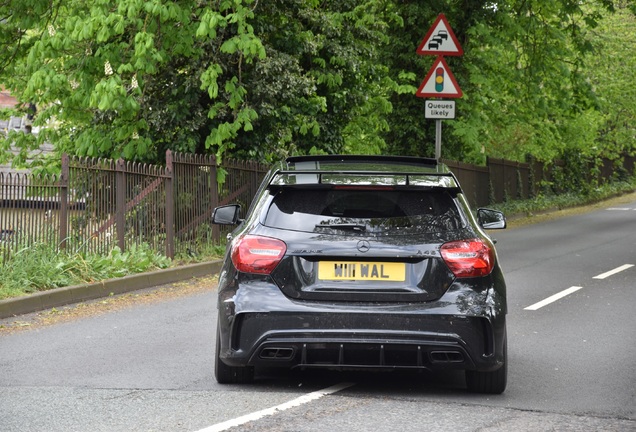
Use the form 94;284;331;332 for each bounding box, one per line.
286;155;438;168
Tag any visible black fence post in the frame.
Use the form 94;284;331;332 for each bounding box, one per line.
59;154;69;250
165;150;174;259
210;155;220;244
116;158;126;252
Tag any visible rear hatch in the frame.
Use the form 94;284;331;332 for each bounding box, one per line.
262;187;466;302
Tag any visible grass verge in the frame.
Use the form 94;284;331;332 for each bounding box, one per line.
489;179;636;220
0;243;171;300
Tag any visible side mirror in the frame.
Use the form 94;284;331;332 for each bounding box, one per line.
477;208;506;230
212;204;242;225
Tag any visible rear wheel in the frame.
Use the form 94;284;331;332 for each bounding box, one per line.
465;331;507;394
215;328;254;384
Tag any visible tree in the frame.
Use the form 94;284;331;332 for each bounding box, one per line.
382;0;623;164
585;3;636;162
226;0;399;160
0;0;398;169
1;0;265;166
1;0;633;173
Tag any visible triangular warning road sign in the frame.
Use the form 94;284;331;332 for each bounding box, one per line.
416;56;463;98
416;14;463;57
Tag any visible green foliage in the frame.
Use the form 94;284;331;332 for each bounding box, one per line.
490;175;636;218
0;0;634;176
382;1;632;164
457;0;608;163
0;242;170;299
584;6;636;159
232;0;401;161
0;0;400;167
0;0;267;165
3;0;636;300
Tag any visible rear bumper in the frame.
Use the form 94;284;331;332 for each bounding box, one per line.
217;279;506;373
229;314;503;372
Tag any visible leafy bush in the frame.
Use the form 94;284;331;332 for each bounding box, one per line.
0;243;170;300
491;178;636;217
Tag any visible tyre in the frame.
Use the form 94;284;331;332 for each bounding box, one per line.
465;332;507;394
215;329;254;384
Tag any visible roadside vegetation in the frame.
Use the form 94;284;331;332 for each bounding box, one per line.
1;1;634;169
491;177;636;217
0;243;170;300
2;176;634;300
1;1;635;299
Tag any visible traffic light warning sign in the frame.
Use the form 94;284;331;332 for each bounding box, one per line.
416;56;463;98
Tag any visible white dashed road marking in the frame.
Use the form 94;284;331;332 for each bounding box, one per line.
525;264;634;311
593;264;634;280
524;286;583;311
194;382;356;432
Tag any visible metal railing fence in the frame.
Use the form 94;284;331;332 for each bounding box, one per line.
0;171;61;264
1;151;270;264
1;151;635;265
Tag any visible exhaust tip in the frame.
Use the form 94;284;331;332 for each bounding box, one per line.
259;347;295;360
430;351;464;363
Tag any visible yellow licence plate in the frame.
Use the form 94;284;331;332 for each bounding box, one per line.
318;262;405;281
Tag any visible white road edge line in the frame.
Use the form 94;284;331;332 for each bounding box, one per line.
593;264;634;280
524;286;583;311
194;382;356;432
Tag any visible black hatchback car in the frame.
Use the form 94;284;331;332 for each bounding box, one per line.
212;155;508;393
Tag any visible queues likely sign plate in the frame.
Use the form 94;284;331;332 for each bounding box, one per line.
425;100;456;119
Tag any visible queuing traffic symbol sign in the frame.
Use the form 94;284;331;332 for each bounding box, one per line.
416;14;463;57
416;56;463;98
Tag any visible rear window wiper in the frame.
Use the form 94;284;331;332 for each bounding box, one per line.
315;223;367;232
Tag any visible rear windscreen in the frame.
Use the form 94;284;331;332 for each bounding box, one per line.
263;189;463;235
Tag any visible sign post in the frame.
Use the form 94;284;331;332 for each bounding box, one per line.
435;119;443;161
416;14;463;160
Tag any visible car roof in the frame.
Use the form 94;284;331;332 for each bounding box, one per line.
266;155;461;190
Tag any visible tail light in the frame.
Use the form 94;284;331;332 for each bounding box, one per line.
231;235;287;274
440;239;495;278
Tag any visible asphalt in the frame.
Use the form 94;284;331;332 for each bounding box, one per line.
0;261;223;320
